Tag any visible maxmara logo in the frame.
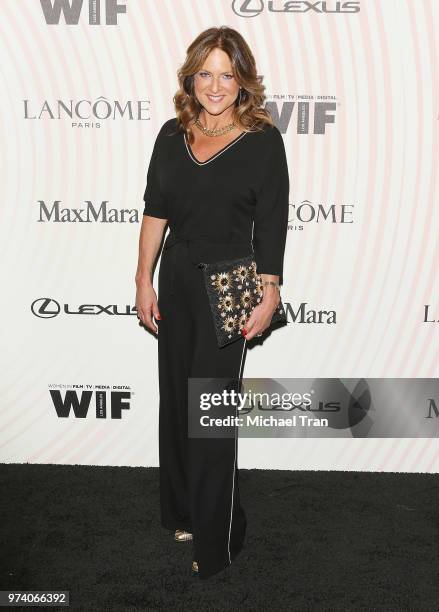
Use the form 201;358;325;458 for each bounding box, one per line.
40;0;127;25
232;0;360;18
37;200;138;222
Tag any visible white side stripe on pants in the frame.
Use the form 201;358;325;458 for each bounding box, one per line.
227;337;247;564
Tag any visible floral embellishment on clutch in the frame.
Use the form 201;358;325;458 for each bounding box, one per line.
212;271;232;294
198;254;287;347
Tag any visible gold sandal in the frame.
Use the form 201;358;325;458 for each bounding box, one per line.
174;529;193;542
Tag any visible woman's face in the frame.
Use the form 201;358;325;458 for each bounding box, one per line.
193;47;240;117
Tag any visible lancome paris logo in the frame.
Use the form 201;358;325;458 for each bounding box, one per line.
49;384;132;419
23;97;150;127
289;200;355;231
40;0;127;25
232;0;360;18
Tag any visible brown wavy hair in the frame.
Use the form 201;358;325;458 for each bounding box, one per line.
172;26;274;144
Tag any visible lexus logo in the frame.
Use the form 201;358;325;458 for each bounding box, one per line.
232;0;263;17
32;298;61;319
31;298;137;318
231;0;360;17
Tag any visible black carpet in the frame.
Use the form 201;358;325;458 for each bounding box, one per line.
1;464;439;611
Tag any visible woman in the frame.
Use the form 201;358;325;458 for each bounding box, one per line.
135;26;289;579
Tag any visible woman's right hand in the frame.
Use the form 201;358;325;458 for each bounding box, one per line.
135;282;161;334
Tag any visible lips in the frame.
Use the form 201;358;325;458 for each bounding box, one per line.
207;95;224;103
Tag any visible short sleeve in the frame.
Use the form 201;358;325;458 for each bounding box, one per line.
142;129;168;219
252;126;290;281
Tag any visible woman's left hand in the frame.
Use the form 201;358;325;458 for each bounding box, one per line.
242;288;280;341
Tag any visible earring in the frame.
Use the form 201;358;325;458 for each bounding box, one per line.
238;88;242;105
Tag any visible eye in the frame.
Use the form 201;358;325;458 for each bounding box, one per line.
199;71;210;77
223;74;234;79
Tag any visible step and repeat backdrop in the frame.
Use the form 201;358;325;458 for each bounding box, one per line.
1;0;438;471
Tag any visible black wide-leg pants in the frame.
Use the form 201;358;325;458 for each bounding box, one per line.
156;237;248;580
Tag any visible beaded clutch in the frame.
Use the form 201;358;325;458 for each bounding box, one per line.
197;254;287;348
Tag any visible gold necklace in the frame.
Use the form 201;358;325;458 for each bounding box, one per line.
194;116;236;137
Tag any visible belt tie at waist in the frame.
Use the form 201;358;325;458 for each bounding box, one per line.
162;231;254;295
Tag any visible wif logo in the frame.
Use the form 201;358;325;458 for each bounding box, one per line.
49;387;132;419
265;100;337;135
40;0;127;25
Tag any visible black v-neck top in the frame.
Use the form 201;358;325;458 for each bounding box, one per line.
142;117;289;280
